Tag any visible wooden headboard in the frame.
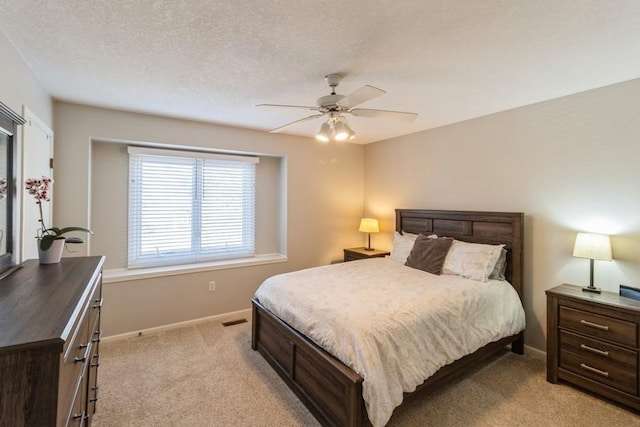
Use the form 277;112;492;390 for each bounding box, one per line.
396;209;524;299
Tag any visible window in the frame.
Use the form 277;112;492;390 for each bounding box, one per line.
127;147;258;268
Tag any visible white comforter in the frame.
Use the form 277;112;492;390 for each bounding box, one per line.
254;257;525;427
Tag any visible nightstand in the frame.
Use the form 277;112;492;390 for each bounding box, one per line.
343;247;390;262
546;283;640;410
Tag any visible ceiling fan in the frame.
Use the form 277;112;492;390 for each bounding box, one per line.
256;74;418;142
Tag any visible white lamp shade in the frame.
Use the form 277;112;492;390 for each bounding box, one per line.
332;120;348;141
332;119;354;141
572;232;612;261
358;218;379;233
344;125;355;140
315;121;331;142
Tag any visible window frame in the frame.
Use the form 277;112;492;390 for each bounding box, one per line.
127;146;259;268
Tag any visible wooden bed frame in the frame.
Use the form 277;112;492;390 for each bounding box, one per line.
252;209;524;426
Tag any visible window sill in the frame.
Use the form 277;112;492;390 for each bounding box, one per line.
103;253;288;284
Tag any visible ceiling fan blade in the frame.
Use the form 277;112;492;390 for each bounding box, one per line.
348;108;418;122
256;103;318;110
270;114;325;133
337;85;386;108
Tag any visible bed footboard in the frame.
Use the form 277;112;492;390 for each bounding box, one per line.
253;299;524;426
252;299;367;427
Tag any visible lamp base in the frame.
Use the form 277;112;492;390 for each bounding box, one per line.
364;247;374;251
582;285;602;294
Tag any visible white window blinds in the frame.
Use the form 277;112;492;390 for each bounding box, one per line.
127;147;258;268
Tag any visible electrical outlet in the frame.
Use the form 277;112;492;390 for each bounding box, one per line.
208;281;216;292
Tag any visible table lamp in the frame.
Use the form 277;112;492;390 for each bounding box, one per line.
359;218;379;251
572;232;612;293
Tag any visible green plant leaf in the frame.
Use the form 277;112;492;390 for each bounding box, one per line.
45;226;93;236
39;235;63;251
59;226;93;235
46;227;62;236
39;226;92;250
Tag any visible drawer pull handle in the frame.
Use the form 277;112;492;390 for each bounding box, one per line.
72;412;84;420
580;363;609;377
580;320;609;331
90;385;99;401
92;330;103;343
93;298;103;309
75;341;91;363
580;344;609;357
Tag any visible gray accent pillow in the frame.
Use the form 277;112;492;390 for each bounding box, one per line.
489;248;507;280
405;235;454;275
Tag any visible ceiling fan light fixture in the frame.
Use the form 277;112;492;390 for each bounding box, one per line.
332;120;348;141
316;121;331;142
332;118;354;141
260;74;415;141
344;123;355;140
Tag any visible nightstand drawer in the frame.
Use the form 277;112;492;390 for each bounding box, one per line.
344;253;363;262
560;330;638;395
343;247;390;262
559;306;638;347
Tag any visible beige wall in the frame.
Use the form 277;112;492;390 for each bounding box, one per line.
0;31;52;126
0;31;52;264
364;78;640;351
54;102;365;336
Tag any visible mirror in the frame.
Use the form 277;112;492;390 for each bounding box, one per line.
0;101;24;278
0;131;7;256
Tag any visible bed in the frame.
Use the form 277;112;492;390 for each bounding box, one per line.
251;209;524;426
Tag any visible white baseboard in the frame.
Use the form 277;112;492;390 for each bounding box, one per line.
101;308;252;343
524;344;546;360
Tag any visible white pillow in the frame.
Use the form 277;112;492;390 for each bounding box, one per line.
388;232;418;263
388;232;438;263
442;240;505;282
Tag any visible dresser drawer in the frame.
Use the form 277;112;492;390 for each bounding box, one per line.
560;330;638;395
64;302;92;366
64;372;86;427
59;288;93;425
559;306;638;347
87;348;100;417
88;273;103;336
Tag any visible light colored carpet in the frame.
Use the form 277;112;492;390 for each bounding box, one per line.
92;319;639;426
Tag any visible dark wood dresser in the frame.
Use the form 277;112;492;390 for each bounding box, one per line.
0;256;105;426
546;283;640;410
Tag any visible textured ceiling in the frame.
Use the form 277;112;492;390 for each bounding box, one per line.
1;1;639;144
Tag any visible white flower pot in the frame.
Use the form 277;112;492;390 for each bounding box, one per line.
38;238;65;264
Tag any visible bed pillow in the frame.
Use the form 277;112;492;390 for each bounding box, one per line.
442;240;505;282
488;248;508;281
405;236;453;274
389;232;437;263
388;231;418;263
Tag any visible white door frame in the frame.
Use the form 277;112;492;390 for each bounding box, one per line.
20;106;53;262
